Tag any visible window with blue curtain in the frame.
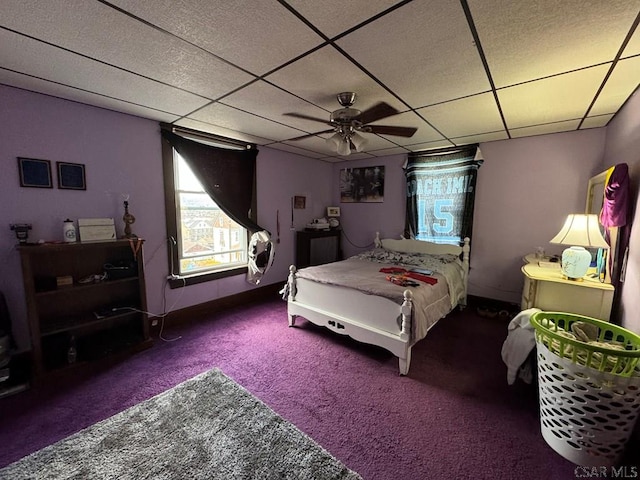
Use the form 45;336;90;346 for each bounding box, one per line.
404;145;482;245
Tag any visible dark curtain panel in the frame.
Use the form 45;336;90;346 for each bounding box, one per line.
161;129;264;233
405;145;482;244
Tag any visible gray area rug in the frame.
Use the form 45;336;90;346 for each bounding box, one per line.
0;368;361;479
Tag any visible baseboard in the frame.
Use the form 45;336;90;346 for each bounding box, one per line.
151;280;284;331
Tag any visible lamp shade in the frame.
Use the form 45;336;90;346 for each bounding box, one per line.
549;214;609;248
549;214;608;279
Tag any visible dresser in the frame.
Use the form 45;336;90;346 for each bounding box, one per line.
295;229;341;268
521;255;614;321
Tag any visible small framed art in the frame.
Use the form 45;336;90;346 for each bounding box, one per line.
326;206;340;217
18;157;53;188
293;195;306;209
57;162;86;190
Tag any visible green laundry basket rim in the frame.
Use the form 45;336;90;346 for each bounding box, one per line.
530;311;640;359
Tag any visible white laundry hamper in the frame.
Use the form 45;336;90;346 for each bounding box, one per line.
530;311;640;467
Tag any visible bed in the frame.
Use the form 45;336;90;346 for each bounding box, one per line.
283;233;471;375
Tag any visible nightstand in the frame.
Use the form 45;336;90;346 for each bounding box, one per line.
521;259;614;321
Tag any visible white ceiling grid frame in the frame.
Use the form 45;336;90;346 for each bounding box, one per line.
219;80;332;133
0;29;208;116
416;92;505;139
265;46;406;113
0;69;180;123
189;102;306;142
468;0;640;88
335;0;491;109
510;119;581;139
589;56;640;117
173;117;272;145
106;0;325;76
0;0;255;101
285;0;403;38
450;130;509;145
581;115;615;130
497;65;611;129
622;24;640;57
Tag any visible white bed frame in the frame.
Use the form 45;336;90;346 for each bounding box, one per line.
286;233;471;375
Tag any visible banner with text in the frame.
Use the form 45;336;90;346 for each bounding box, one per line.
405;146;482;245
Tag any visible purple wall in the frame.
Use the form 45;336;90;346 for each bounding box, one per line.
2;83;638;354
602;89;640;332
0;85;332;351
331;155;408;256
333;131;607;305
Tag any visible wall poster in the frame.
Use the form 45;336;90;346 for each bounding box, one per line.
340;166;384;203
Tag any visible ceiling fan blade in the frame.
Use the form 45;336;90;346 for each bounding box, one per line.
356;102;399;125
283;112;331;125
367;125;417;137
287;129;335;141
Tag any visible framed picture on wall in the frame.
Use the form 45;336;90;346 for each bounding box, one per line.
340;166;385;203
17;157;53;188
326;206;341;217
57;162;86;190
293;195;306;209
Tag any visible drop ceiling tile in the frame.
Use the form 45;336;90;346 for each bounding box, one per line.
510;120;581;138
286;0;401;38
406;139;456;152
581;115;614;129
173;118;272;145
336;0;490;108
622;27;640;57
220;80;331;133
265;46;405;112
267;142;328;159
451;131;509;146
416;93;504;139
189;103;305;141
0;70;180;123
498;65;609;129
0;0;255;100
107;0;324;75
0;30;209;116
366;146;411;157
469;0;640;87
590;56;640;116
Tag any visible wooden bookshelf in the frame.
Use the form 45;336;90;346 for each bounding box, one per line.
18;240;151;381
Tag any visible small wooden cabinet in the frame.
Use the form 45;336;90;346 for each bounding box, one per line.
19;240;152;381
295;229;341;268
521;260;614;321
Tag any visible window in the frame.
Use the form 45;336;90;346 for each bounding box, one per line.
161;125;260;287
174;153;247;277
405;146;482;245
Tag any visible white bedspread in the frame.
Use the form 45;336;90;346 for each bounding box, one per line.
295;253;465;341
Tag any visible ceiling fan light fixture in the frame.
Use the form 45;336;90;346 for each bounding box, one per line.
350;131;367;152
337;137;351;156
326;132;342;148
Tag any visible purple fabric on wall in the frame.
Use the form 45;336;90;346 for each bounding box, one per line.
600;163;629;228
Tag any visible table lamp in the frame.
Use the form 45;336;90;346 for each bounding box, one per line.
549;214;609;280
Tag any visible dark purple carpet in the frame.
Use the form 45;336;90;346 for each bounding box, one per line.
0;298;637;479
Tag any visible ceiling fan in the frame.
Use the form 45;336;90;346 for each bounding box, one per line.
284;92;417;155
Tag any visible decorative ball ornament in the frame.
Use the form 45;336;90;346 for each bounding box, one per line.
561;246;592;279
